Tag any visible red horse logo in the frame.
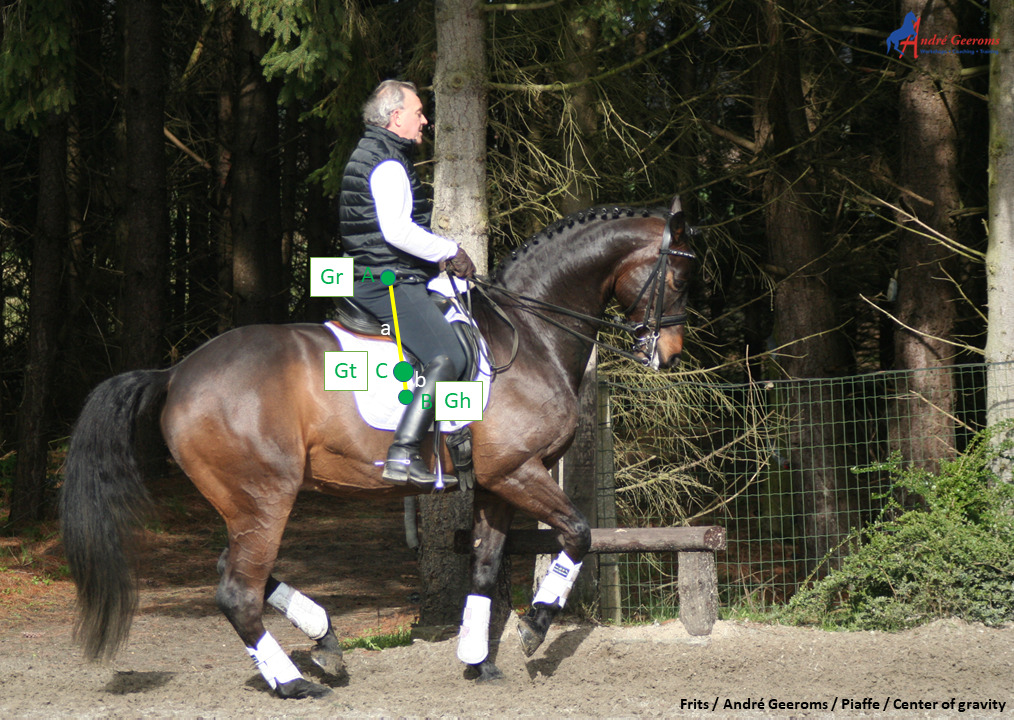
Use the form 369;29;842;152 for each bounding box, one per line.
886;12;920;59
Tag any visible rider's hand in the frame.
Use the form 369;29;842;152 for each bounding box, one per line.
447;245;476;279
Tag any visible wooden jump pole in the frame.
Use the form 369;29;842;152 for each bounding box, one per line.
453;526;725;636
502;526;726;555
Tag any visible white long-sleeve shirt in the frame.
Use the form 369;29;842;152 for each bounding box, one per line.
370;160;458;263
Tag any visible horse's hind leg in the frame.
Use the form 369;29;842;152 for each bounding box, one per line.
216;549;346;679
215;510;332;699
265;576;346;678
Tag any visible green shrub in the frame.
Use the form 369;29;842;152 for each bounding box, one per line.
782;424;1014;631
340;626;412;651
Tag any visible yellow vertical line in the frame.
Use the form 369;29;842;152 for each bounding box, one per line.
388;285;408;391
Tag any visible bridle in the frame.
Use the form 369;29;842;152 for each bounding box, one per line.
464;210;695;372
620;211;696;369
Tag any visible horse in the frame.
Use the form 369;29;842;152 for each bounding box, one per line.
886;12;919;58
60;195;695;699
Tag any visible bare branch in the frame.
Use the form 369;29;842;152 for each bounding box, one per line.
859;294;984;357
164;128;212;171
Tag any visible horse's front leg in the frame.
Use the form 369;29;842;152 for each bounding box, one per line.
457;488;515;681
488;459;592;658
516;522;591;657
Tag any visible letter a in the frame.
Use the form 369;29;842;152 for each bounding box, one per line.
381;323;391;336
361;267;374;282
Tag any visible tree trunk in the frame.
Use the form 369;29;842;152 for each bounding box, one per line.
985;0;1014;437
8;112;68;529
552;3;600;608
213;6;235;333
891;0;961;470
558;1;598;216
120;0;168;371
431;0;488;273
304;113;335;323
753;0;854;575
417;0;488;630
230;14;283;326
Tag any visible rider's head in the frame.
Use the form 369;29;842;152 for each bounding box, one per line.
362;80;428;145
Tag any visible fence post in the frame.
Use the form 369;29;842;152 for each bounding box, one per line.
597;377;621;622
678;551;718;635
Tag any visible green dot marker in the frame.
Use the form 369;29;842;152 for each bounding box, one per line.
393;361;414;382
398;388;414;405
381;269;397;286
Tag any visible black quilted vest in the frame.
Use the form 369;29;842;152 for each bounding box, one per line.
339;125;436;281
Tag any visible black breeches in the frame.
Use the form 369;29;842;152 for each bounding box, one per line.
353;280;468;378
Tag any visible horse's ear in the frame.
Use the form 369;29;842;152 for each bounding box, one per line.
668;195;685;239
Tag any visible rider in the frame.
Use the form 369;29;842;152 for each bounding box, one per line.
339;79;475;489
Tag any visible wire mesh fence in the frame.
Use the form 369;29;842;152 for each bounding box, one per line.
597;362;1007;620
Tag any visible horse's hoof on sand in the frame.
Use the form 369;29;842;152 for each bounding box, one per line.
275;678;333;699
516;616;546;658
467;659;504;683
464;661;504;682
477;665;504;683
311;646;347;679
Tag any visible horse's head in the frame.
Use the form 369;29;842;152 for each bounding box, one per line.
614;196;695;371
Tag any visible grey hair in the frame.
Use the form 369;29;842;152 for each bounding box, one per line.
362;80;418;127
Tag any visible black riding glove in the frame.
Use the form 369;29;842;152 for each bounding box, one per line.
446;245;476;279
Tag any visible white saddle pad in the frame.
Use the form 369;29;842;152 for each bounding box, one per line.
323;290;491;433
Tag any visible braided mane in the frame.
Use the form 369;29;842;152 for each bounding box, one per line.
491;205;661;282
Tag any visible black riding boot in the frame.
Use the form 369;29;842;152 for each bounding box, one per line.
382;354;458;489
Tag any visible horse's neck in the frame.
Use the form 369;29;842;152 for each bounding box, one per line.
494;220;639;386
499;221;637;314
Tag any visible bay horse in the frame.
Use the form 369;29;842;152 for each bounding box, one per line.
60;196;695;698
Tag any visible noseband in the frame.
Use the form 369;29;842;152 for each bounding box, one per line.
621;213;695;365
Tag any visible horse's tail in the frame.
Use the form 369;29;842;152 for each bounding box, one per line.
60;369;170;660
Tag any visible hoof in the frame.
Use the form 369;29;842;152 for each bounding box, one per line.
311;635;347;679
465;658;504;683
311;646;347;679
275;677;333;699
476;661;504;683
516;615;546;658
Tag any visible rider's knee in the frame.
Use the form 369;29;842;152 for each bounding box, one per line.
450;348;468;379
429;351;467;380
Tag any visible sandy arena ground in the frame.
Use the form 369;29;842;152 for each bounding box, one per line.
1;480;1011;719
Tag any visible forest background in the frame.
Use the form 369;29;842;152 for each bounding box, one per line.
2;0;1013;618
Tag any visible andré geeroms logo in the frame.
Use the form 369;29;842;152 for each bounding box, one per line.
886;11;997;58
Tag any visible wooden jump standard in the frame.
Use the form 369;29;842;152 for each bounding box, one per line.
454;526;726;636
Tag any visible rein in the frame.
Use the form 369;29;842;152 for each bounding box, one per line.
471;276;657;367
463;213;695;371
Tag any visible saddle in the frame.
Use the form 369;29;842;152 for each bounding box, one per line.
332;295;480;384
330;294;480;489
